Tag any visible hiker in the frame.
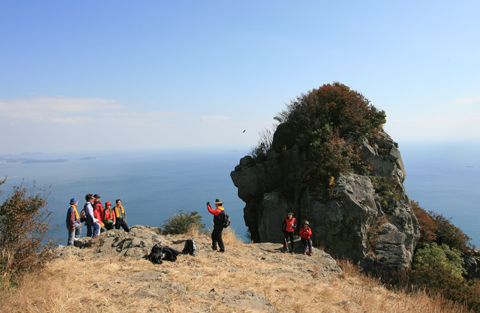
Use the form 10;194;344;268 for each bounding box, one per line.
114;199;130;232
93;194;104;222
93;195;106;233
206;198;226;252
299;221;313;256
66;198;82;245
103;201;116;230
282;212;297;253
84;193;100;238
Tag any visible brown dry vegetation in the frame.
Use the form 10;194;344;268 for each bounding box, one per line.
0;228;471;313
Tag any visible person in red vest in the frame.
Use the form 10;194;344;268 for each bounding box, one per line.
282;212;297;253
93;197;106;233
103;201;116;230
299;221;313;256
93;194;104;221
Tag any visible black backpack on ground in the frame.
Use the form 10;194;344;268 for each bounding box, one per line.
148;243;181;264
182;238;197;256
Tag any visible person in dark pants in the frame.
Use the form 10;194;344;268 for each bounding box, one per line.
282;212;297;253
114;199;130;232
299;221;313;255
207;198;225;252
103;201;116;230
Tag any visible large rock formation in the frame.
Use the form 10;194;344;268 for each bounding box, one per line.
231;131;420;273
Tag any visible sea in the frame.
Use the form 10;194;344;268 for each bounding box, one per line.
1;142;479;248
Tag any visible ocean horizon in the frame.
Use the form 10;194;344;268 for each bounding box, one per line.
1;142;479;248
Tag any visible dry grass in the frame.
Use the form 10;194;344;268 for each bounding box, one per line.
0;234;473;313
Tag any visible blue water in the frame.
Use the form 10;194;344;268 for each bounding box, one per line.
0;147;250;246
1;142;479;248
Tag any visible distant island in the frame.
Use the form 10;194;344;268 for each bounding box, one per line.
79;157;99;161
22;159;69;164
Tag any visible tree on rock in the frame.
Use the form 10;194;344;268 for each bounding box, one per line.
268;82;386;198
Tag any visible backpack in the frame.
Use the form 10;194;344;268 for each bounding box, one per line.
148;243;181;264
182;238;197;256
80;203;88;222
222;211;231;228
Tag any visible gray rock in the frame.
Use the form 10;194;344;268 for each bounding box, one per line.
221;289;277;312
232;131;420;273
68;225;165;260
464;254;480;279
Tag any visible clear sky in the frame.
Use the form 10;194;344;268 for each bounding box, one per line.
1;1;479;154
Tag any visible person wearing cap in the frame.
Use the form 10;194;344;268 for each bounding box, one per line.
65;198;82;245
93;194;106;233
103;201;116;230
84;193;100;238
93;194;104;223
282;212;297;253
299;221;313;256
114;199;130;232
206;198;226;252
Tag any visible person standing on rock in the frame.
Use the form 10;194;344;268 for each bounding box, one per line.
66;198;82;245
114;199;130;232
207;199;226;253
85;193;100;238
93;195;106;233
299;221;313;256
103;201;116;230
282;212;296;253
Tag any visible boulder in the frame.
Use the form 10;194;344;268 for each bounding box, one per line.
72;225;165;259
231;131;420;273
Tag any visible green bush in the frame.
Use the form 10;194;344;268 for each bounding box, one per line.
0;178;56;290
430;212;473;254
408;265;480;312
161;210;205;235
260;82;386;199
413;243;466;278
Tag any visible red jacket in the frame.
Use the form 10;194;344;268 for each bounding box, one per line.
299;226;312;239
94;201;104;220
103;207;116;225
94;203;104;227
282;217;296;233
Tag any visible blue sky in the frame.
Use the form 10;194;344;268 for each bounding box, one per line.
1;1;479;154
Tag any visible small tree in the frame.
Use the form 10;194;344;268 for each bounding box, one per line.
161;210;205;235
0;178;55;289
413;243;466;279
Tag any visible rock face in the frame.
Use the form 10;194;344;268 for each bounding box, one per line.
231;131;420;273
464;253;480;280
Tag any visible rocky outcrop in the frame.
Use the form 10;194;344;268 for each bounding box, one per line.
464;253;480;279
55;225;165;260
231;131;420;273
53;226;341;312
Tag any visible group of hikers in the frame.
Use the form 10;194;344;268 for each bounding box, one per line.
65;193;130;246
66;195;313;256
282;212;313;255
205;199;313;256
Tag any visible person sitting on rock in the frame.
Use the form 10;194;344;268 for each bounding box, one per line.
299;221;313;256
114;199;130;232
207;198;226;253
282;212;296;253
103;201;116;230
66;198;82;245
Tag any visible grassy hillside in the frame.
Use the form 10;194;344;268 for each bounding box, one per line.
0;227;471;313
